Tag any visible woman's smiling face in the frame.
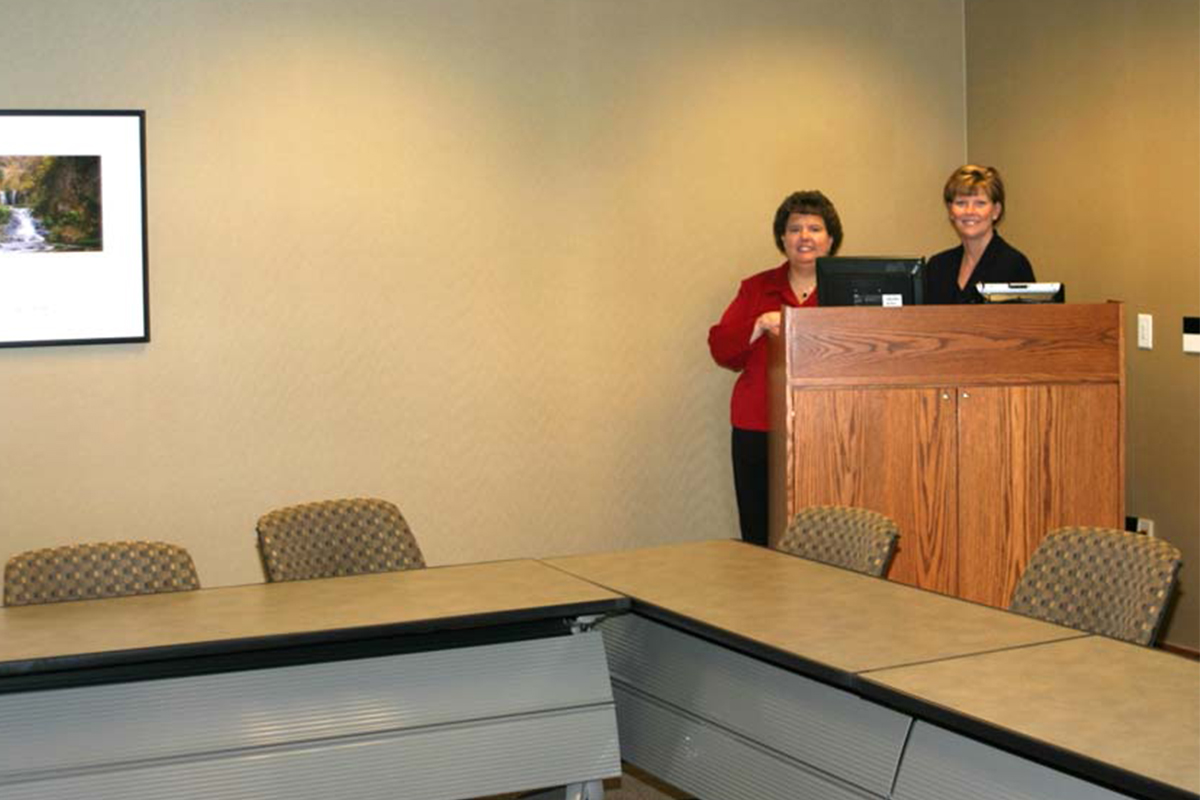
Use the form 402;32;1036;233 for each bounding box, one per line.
948;191;1001;243
781;213;833;270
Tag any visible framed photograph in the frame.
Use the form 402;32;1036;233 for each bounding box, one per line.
0;110;148;347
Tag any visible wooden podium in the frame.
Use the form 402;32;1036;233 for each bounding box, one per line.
767;303;1124;608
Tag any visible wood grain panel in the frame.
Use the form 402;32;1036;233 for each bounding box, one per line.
957;384;1122;608
956;387;1026;607
786;388;957;595
783;304;1121;387
1039;384;1122;529
768;336;791;543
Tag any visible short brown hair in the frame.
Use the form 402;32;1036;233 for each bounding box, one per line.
773;190;843;255
943;165;1006;224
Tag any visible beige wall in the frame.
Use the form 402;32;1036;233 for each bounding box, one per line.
965;0;1200;649
0;1;965;585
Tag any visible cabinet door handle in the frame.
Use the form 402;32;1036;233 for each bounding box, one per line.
941;392;951;400
961;391;970;399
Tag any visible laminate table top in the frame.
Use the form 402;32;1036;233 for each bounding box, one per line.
861;635;1200;797
546;539;1085;681
0;559;627;679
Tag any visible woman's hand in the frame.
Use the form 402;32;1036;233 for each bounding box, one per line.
749;311;782;343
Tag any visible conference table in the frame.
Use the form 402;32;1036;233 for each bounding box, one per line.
0;559;628;800
2;542;1196;800
546;540;1200;800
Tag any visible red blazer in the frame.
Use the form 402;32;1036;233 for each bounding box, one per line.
708;262;817;431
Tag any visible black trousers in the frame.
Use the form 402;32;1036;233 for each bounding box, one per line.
731;428;769;547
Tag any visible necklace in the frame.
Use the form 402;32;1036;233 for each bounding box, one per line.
789;268;816;302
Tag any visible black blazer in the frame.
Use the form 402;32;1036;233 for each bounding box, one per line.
925;233;1035;304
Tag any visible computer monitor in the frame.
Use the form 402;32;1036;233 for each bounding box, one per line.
816;256;925;307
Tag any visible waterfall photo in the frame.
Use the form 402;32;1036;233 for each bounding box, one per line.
1;155;103;253
0;111;147;347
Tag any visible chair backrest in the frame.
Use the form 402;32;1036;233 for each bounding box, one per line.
775;505;899;577
4;541;200;607
256;497;425;582
1009;526;1182;646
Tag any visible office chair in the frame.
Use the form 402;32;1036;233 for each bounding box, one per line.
1009;526;1182;646
775;505;899;577
256;497;425;582
4;540;200;606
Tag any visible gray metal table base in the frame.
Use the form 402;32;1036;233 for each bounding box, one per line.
0;629;619;800
602;614;1140;800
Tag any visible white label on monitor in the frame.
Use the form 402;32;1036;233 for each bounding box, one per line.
882;294;903;307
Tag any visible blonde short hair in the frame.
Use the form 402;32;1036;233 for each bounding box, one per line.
942;165;1006;224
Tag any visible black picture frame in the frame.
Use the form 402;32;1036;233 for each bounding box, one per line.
0;109;148;348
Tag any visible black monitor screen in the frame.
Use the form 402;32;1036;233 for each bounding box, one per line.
816;256;925;307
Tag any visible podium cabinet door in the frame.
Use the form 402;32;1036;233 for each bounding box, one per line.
787;387;958;595
956;383;1122;608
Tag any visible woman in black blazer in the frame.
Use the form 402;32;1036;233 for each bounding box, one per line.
925;165;1035;304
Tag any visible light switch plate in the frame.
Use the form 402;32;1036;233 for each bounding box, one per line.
1137;313;1153;349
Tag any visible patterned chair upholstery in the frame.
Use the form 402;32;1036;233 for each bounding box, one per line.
775;505;899;577
1009;526;1182;646
4;541;200;607
256;497;425;582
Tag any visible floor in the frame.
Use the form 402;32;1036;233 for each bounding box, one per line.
602;767;690;800
479;764;690;800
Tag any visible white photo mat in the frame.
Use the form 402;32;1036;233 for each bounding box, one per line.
0;110;148;347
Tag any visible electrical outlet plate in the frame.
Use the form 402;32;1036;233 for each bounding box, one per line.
1136;518;1155;537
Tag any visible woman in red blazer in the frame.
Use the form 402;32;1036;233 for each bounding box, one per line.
707;190;843;546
